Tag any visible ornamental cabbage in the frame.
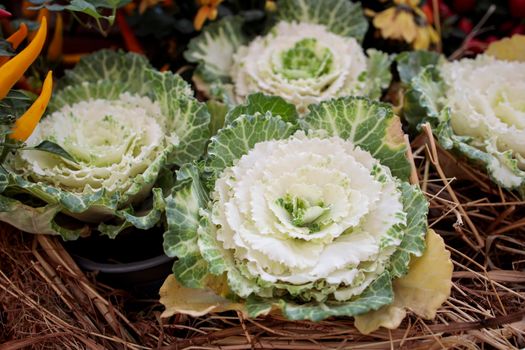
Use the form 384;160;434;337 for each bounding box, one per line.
160;94;452;330
0;50;210;239
400;52;525;195
184;0;393;113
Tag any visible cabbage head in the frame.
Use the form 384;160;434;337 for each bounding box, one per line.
399;52;525;195
160;94;451;326
0;50;210;239
184;0;393;112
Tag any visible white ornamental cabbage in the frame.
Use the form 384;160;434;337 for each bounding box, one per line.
401;52;525;194
184;0;392;112
0;51;210;239
230;22;367;112
160;95;451;326
442;56;525;167
17;94;171;197
210;133;405;301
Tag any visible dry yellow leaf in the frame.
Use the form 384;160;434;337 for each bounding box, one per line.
486;35;525;62
355;230;453;334
159;275;245;318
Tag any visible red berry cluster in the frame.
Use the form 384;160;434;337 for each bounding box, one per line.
427;0;525;54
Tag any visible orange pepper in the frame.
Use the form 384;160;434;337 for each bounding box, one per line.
10;71;53;141
0;17;47;100
7;23;29;50
47;13;63;61
0;24;29;67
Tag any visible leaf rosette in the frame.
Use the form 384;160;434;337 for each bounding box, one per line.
160;94;452;329
0;50;210;239
184;0;393;113
399;52;525;195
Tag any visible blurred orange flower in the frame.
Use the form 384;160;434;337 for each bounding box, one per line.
194;0;223;31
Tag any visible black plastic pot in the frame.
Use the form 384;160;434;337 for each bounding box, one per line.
64;226;174;298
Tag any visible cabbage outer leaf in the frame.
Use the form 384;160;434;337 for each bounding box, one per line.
57;49;155;97
99;187;167;238
184;17;248;87
303;97;411;180
277;0;368;42
224;93;299;126
363;49;394;100
0;192;89;240
395;51;442;85
388;182;427;278
206;113;297;180
207;100;229;136
163;164;210;288
147;70;210;165
402;66;445;129
242;272;393;320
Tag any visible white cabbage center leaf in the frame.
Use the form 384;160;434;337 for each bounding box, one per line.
210;132;406;301
15;93;176;194
231;22;367;113
441;55;525;168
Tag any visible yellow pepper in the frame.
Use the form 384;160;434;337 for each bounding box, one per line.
10;71;53;142
0;23;29;67
0;16;47;100
47;13;63;62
